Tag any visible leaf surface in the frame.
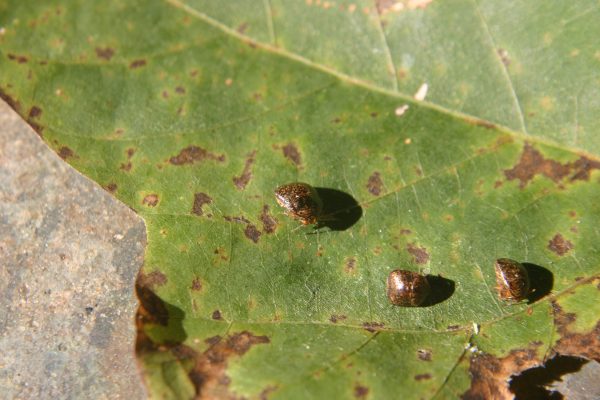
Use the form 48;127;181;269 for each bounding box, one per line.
1;0;599;398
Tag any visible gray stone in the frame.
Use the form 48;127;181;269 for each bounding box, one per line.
0;100;146;399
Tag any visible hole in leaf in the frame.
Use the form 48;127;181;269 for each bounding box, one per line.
509;354;588;400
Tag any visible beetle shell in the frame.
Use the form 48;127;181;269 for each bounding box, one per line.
386;269;430;307
494;258;530;302
274;182;323;225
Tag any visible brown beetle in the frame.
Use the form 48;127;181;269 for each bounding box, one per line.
494;258;530;302
386;269;430;306
274;182;323;225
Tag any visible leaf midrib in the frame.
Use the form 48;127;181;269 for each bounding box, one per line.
162;0;600;161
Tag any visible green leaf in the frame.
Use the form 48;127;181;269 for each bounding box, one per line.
1;0;599;398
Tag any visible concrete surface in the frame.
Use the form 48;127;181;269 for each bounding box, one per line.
0;100;147;399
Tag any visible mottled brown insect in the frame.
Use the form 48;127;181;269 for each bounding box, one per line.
274;182;323;225
386;269;430;307
494;258;530;302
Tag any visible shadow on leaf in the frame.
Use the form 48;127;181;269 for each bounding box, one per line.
523;262;553;304
135;278;187;352
315;187;362;231
422;275;455;307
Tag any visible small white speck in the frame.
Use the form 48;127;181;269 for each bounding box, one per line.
0;28;6;35
395;104;409;116
113;233;124;240
473;322;480;335
404;138;412;145
414;83;428;101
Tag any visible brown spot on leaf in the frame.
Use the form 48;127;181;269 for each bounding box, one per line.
191;278;202;291
505;143;570;188
233;150;256;190
330;315;347;323
211;310;223;320
26;106;44;135
171;331;270;399
105;183;117;193
0;87;21;111
192;193;213;216
237;23;248;34
142;194;159;207
259;385;278;400
552;299;600;362
547;233;573;256
461;345;542;399
504;143;600;188
214;247;228;261
407;243;430;264
494;180;503;188
175;86;185;94
282;143;301;166
244;224;261;243
129;59;146;69
417;349;432;361
95;47;114;60
354;384;369;399
367;172;383;196
415;373;431;381
362;322;384;333
28;106;42;119
260;205;277;233
137;270;167;290
345;257;357;274
7;53;28;63
400;229;412;235
58;146;75;160
120;162;132;171
569;157;600;181
169;146;225;165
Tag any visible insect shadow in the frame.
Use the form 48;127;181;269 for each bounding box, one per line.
421;275;455;307
522;262;553;304
314;187;363;231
